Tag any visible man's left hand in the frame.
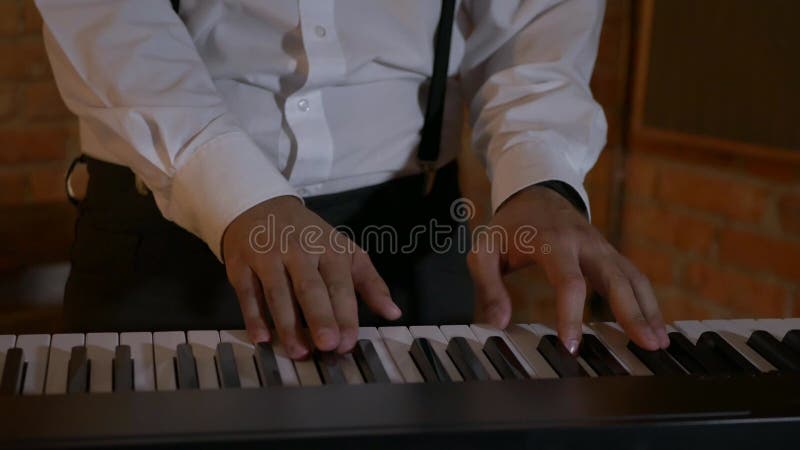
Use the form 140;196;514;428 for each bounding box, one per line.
467;185;670;354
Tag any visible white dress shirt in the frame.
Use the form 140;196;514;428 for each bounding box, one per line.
36;0;607;259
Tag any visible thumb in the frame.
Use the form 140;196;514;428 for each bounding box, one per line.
467;243;512;329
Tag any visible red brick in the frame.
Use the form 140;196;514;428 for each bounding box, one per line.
23;0;43;34
0;1;21;36
622;240;674;285
625;153;659;199
0;84;15;121
778;192;800;236
29;164;67;203
718;229;800;281
623;203;716;254
0;171;28;205
0;127;70;164
0;40;50;81
684;261;789;317
22;81;71;121
656;165;770;224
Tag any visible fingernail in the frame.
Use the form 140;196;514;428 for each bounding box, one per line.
565;338;579;355
388;303;402;319
640;326;660;350
315;328;339;351
288;344;309;360
657;327;670;348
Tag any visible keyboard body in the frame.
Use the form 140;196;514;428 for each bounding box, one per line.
1;319;800;449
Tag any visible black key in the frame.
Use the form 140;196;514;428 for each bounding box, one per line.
578;334;628;376
782;330;800;356
666;332;706;374
697;331;759;375
482;336;528;380
747;330;800;372
315;351;347;385
0;348;25;396
627;341;686;375
668;332;734;375
254;342;282;387
175;343;199;390
446;337;490;381
352;340;390;383
112;345;133;392
410;338;451;382
215;343;241;389
67;346;90;394
537;335;587;378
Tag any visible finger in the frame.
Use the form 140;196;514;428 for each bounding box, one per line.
467;236;512;329
351;249;401;320
539;248;586;355
226;264;271;344
582;254;660;351
254;258;309;359
618;257;670;348
284;250;340;352
319;255;359;354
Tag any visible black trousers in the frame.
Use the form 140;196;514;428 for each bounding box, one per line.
63;159;474;332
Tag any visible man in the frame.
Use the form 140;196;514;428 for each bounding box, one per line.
37;0;669;360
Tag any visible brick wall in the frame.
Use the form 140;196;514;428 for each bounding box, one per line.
621;152;800;320
0;0;76;271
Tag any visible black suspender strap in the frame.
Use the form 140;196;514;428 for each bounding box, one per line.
168;0;456;195
418;0;456;195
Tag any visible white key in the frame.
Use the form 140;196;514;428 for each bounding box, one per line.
408;326;462;381
439;325;501;380
271;338;300;387
120;332;155;391
340;353;364;385
153;331;186;391
286;331;320;387
528;324;597;377
757;318;800;340
187;331;220;390
469;324;534;377
44;334;84;394
293;357;322;386
357;327;403;383
703;320;775;372
379;326;423;383
673;320;709;344
782;318;800;333
15;334;51;395
86;333;118;393
582;324;632;375
589;322;652;376
219;330;259;388
502;324;557;379
0;335;16;381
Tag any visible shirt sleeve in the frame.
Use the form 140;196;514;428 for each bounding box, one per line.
36;0;299;260
461;0;608;218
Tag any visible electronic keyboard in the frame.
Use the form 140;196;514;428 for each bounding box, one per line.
1;319;800;449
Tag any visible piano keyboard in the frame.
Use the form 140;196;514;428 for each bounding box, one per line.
2;319;800;449
2;318;800;394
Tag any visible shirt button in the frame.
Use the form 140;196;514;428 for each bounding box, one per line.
314;25;327;38
298;188;309;197
297;98;310;112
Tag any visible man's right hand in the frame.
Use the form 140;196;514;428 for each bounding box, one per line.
222;196;402;359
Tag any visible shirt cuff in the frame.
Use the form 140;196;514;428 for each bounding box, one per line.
490;144;592;221
167;131;299;260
